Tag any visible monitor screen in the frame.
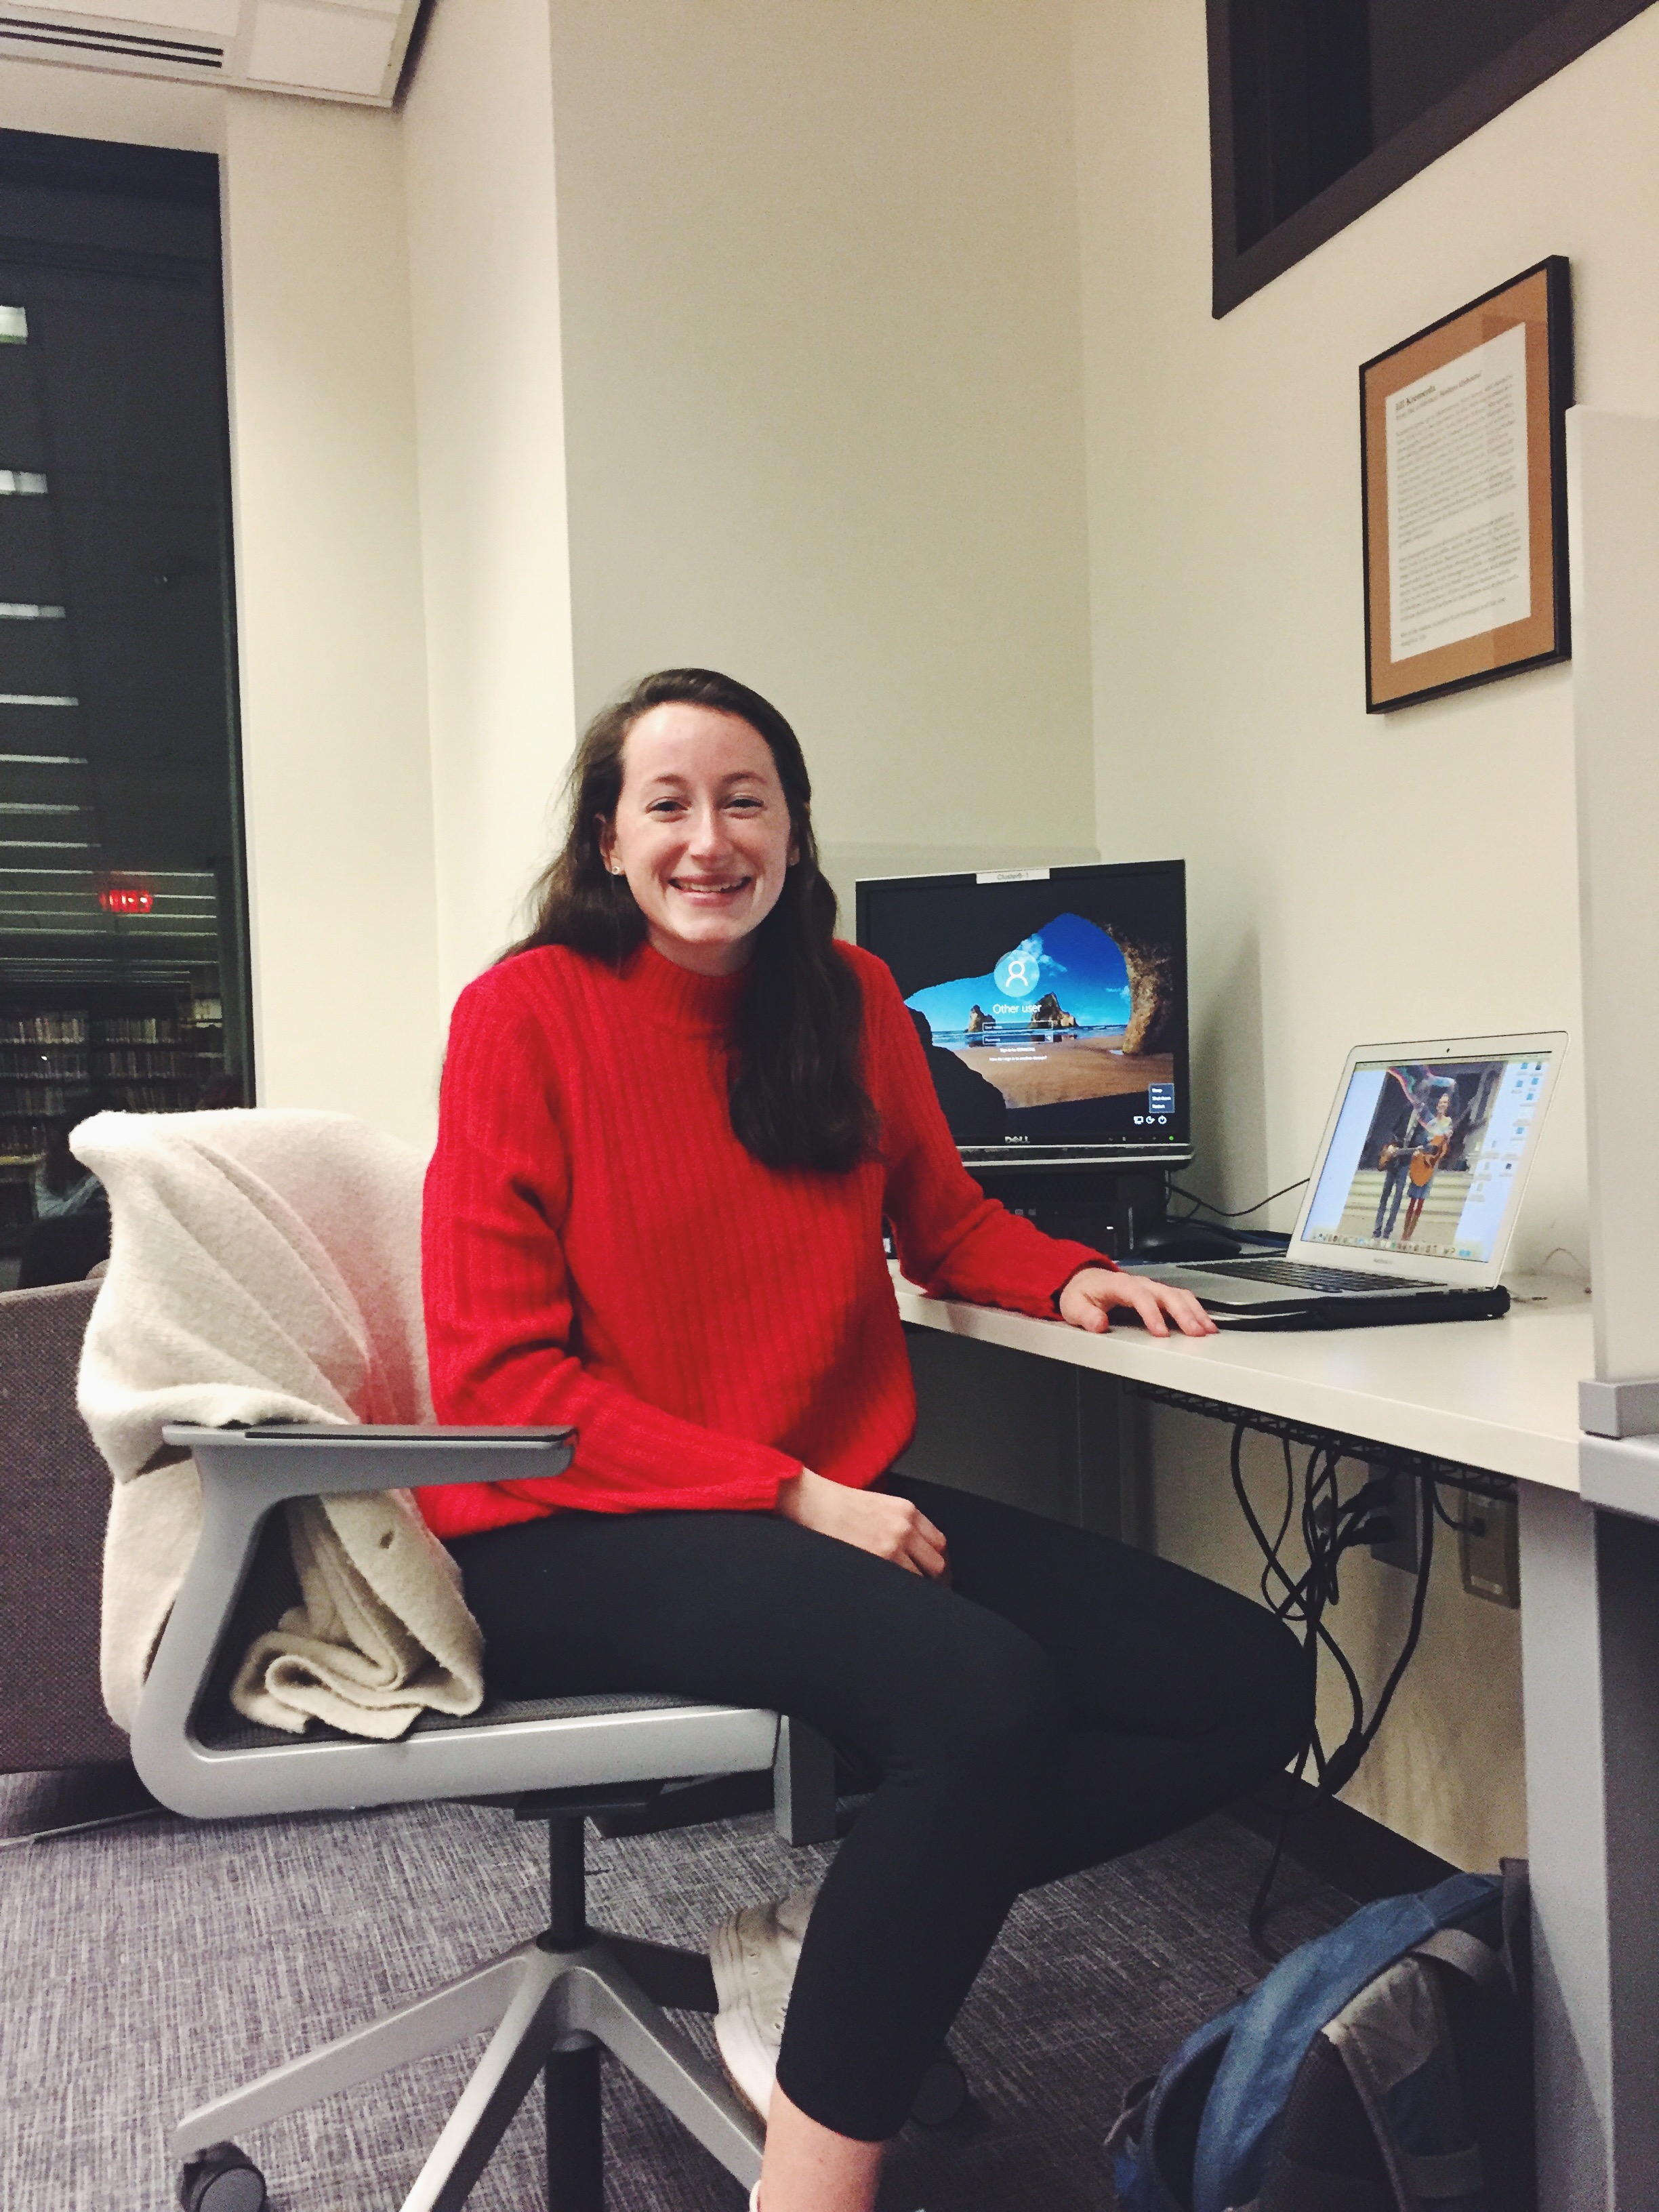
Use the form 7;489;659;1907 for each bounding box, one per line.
854;861;1190;1167
1299;1049;1555;1265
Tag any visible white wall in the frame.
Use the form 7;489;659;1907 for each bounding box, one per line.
547;0;1100;905
403;0;579;1008
0;52;222;156
0;59;443;1149
222;93;441;1148
1070;3;1659;1259
1;2;1106;1125
1073;3;1659;1863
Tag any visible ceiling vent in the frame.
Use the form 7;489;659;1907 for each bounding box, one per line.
0;1;422;105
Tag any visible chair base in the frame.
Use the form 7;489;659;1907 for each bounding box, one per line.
171;1813;763;2211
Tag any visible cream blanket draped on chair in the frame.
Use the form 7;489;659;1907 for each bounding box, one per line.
73;1108;485;1740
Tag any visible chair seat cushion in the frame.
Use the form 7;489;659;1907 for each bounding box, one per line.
199;1688;703;1753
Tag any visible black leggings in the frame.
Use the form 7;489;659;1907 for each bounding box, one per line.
449;1477;1309;2142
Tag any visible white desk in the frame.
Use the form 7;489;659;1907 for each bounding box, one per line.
895;1270;1592;1492
895;1265;1627;2212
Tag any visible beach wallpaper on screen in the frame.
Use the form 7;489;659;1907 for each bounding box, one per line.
903;912;1175;1111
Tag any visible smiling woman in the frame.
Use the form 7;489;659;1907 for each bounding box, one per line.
507;667;877;1173
599;702;798;974
417;668;1270;2212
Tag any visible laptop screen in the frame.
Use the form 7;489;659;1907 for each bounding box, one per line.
1299;1049;1555;1265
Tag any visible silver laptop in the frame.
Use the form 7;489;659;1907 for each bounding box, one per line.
1130;1031;1566;1327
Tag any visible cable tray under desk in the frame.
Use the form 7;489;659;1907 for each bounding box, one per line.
1122;1378;1518;1502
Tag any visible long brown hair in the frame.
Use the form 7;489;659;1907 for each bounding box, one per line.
508;669;876;1173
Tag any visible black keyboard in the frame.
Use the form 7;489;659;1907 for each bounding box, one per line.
1197;1257;1443;1295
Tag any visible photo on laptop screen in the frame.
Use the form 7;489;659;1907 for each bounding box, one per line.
1300;1051;1553;1265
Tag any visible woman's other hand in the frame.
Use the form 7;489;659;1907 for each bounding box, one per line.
775;1469;949;1578
1057;1265;1218;1340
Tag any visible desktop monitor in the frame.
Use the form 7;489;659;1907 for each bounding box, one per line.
855;861;1191;1171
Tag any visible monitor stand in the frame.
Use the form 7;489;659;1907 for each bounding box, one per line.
970;1166;1174;1262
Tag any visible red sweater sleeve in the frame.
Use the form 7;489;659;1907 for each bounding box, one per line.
421;974;798;1530
859;952;1115;1311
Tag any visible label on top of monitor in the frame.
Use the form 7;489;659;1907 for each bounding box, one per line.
975;867;1050;884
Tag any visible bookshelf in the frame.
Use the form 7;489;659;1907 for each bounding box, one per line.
0;989;226;1254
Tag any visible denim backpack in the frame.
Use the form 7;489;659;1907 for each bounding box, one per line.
1108;1862;1533;2212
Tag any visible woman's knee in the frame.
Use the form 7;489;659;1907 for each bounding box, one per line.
894;1607;1069;1790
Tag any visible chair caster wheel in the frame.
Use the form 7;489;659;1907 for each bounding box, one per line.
909;2049;969;2129
180;2141;267;2212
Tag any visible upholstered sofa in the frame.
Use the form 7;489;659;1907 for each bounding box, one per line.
0;1279;138;1831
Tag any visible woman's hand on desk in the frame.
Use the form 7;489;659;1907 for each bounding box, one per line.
1058;1266;1218;1340
775;1469;949;1579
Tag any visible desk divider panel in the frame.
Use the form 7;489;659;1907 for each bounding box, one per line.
1522;407;1659;2212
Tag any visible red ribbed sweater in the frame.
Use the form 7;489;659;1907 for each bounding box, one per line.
417;939;1112;1538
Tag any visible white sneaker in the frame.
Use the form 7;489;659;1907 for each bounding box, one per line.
710;1887;817;2121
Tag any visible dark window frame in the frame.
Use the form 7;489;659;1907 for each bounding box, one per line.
1208;0;1655;316
0;126;255;1109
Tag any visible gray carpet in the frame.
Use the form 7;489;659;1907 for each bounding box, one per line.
0;1780;1353;2211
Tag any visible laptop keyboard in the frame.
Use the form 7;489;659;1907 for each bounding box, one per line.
1198;1258;1443;1295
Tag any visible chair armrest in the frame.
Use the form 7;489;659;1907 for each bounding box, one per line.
161;1422;575;1506
132;1425;576;1802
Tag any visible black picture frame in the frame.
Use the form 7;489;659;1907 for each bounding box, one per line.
1209;0;1652;317
1359;257;1572;714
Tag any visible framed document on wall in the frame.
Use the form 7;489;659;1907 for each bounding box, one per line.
1361;258;1572;713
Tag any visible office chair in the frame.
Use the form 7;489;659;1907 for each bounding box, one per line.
92;1109;964;2212
138;1417;839;2212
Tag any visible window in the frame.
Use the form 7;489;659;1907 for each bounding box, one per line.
0;127;251;1265
1210;0;1655;313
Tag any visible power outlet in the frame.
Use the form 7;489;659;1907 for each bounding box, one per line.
1460;1492;1520;1608
1368;1463;1421;1574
